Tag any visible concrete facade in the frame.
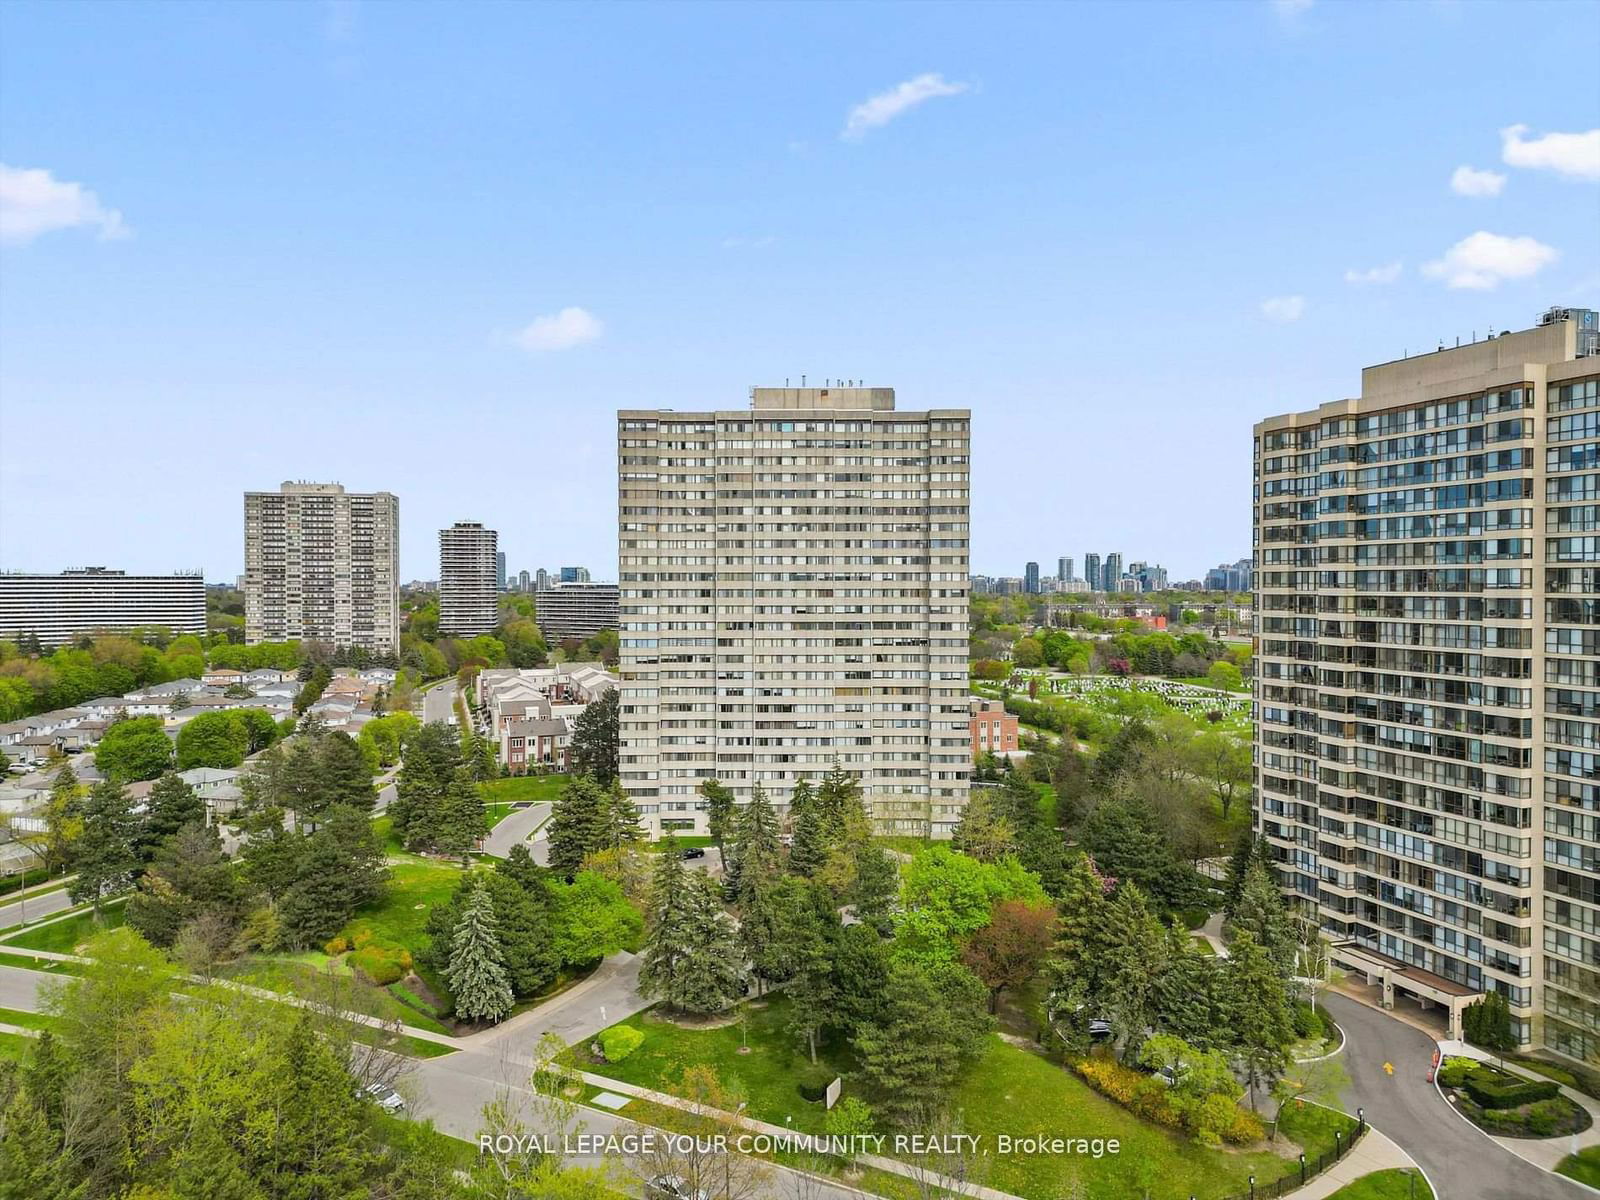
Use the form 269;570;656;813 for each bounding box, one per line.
438;521;499;637
1253;309;1600;1064
0;568;205;647
617;385;971;838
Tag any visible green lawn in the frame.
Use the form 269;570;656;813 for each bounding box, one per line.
0;1007;57;1033
0;950;83;975
484;803;520;829
574;998;1351;1200
481;774;569;806
0;903;126;953
1192;936;1216;955
1557;1145;1600;1189
1322;1168;1436;1200
646;836;716;851
343;861;464;956
0;1032;33;1061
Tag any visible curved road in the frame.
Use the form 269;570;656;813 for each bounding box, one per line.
1322;993;1589;1200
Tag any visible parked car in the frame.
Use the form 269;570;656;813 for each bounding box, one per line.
645;1175;710;1200
363;1082;404;1113
680;847;706;860
1088;1019;1112;1042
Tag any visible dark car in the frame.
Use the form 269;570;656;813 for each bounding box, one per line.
645;1175;709;1200
680;847;706;860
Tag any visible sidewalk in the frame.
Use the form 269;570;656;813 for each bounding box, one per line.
1276;1123;1422;1200
1437;1040;1600;1175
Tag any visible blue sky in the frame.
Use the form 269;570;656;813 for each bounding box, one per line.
2;0;1597;584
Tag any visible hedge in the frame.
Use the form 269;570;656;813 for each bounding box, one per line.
1463;1074;1560;1110
599;1026;644;1063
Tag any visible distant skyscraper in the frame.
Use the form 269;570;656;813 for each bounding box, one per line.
1084;553;1102;592
535;568;550;592
1103;552;1124;592
518;569;531;592
559;566;590;583
244;481;399;653
1024;561;1040;593
495;551;507;591
1057;556;1073;585
439;522;499;637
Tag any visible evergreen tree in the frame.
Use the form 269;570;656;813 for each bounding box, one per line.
137;772;205;863
729;782;781;903
276;1014;372;1192
70;779;139;915
42;762;83;875
639;852;742;1015
738;872;796;995
699;778;736;859
786;779;827;877
1223;828;1257;914
0;1088;76;1200
569;688;619;785
831;921;891;1036
785;888;839;1063
950;789;1018;863
1098;883;1167;1060
126;822;245;948
1153;924;1222;1048
855;959;992;1126
423;866;559;998
1230;859;1297;977
546;775;610;875
436;767;486;864
390;721;460;848
448;879;514;1023
601;781;643;850
1043;854;1114;1016
316;731;377;814
1224;931;1294;1109
815;762;862;840
848;842;899;936
279;836;360;946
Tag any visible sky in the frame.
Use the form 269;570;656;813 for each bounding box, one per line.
2;0;1597;585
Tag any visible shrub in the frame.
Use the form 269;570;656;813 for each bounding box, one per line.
599;1025;644;1063
1129;1079;1181;1129
350;944;407;986
1222;1107;1265;1146
324;936;349;955
351;927;375;950
1437;1057;1476;1088
1463;1073;1559;1110
1076;1057;1142;1105
796;1064;834;1104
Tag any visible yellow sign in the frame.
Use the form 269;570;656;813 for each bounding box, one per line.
1383;1062;1395;1075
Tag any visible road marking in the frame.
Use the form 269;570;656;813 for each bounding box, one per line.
1383;1061;1395;1075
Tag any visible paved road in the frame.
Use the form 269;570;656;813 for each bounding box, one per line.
0;964;52;1011
1321;993;1588;1200
0;886;73;931
422;680;457;726
482;803;552;859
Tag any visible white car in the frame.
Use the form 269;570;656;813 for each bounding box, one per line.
364;1082;405;1113
645;1175;710;1200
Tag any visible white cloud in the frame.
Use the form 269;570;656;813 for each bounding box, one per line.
842;73;969;140
1260;295;1306;323
1450;165;1505;197
1344;262;1402;285
1422;231;1558;290
0;164;128;245
512;307;603;352
1500;124;1600;182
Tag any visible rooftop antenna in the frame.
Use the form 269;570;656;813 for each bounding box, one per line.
801;374;806;386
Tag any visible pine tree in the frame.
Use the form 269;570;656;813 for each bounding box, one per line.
740;874;799;994
640;852;742;1015
570;688;619;784
816;762;862;840
137;772;206;862
602;781;643;850
448;879;514;1023
1223;828;1257;914
546;776;610;875
1231;859;1297;977
316;731;377;814
70;779;139;915
785;889;838;1064
786;779;827;877
437;767;486;863
1225;931;1294;1109
855;958;993;1127
849;842;899;936
1153;924;1221;1048
1099;883;1167;1060
730;782;781;903
700;778;736;859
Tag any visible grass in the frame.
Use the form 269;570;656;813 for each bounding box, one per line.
0;903;126;953
484;803;520;829
1321;1168;1436;1200
574;998;1348;1200
0;1032;34;1061
1192;936;1216;955
343;861;464;956
481;774;570;805
872;836;932;857
0;950;83;975
1557;1145;1600;1189
0;1007;57;1033
646;836;715;851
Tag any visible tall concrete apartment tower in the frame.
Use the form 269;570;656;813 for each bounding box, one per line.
1084;553;1102;592
1253;306;1599;1059
439;522;500;637
243;481;399;654
618;385;972;838
1103;552;1124;593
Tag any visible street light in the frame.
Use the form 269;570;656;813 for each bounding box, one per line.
725;1102;747;1200
1299;1152;1307;1185
1248;1174;1256;1200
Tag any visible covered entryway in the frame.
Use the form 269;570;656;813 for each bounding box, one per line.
1329;942;1482;1040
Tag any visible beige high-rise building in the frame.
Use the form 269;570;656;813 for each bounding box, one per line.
244;481;399;654
438;521;498;637
1254;306;1599;1061
618;386;971;838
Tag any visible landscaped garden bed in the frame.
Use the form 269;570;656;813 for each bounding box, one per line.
1436;1055;1592;1138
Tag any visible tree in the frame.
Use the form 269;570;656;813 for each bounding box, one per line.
449;880;515;1023
1193;729;1250;823
601;781;642;850
546;775;611;875
1098;883;1167;1059
437;767;486;863
126;822;245;948
894;844;1049;962
785;889;838;1064
1206;660;1243;692
569;688;619;784
960;899;1057;1013
549;871;643;966
70;779;139;915
1462;990;1516;1056
40;762;84;875
136;771;206;862
855;958;993;1126
786;779;827;877
639;851;743;1015
950;790;1019;864
700;778;736;857
831;921;891;1036
390;720;462;848
94;715;173;782
1230;859;1297;977
729;782;781;902
424;865;559;999
175;709;250;769
1225;931;1294;1109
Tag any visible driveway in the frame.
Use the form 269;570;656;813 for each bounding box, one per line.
1321;992;1588;1200
482;802;552;860
0;963;52;1011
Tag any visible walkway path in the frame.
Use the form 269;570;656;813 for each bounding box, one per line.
0;881;75;931
1322;992;1589;1199
482;802;552;860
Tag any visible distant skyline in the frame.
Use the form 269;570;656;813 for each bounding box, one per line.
2;1;1596;583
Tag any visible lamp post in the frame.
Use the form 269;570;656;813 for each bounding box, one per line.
1299;1152;1307;1185
1249;1175;1256;1200
724;1102;747;1200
